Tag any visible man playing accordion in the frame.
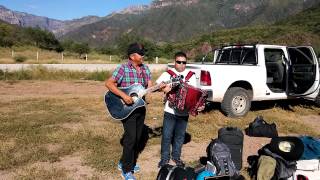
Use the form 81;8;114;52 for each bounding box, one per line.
156;51;206;168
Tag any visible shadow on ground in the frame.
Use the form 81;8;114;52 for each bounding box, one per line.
203;99;319;114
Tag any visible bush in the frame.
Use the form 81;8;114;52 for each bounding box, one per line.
47;60;60;64
3;68;32;80
14;55;27;63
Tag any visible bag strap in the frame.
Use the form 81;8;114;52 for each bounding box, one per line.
166;166;178;180
185;71;195;81
167;69;177;78
252;116;267;127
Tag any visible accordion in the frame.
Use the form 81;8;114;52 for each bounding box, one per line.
167;82;207;116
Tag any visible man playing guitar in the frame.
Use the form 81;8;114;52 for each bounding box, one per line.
105;43;159;180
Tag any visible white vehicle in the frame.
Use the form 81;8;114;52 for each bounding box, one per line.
169;44;320;117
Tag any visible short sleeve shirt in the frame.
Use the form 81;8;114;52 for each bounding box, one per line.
112;60;151;88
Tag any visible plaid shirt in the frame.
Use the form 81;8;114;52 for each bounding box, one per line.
112;60;151;88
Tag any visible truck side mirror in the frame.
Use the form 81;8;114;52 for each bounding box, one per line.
201;54;208;64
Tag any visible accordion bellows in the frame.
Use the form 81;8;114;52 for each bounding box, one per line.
167;82;207;116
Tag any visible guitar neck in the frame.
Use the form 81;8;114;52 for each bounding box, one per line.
142;80;173;96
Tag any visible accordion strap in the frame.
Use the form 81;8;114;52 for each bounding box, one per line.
185;71;195;82
166;69;194;82
167;69;177;78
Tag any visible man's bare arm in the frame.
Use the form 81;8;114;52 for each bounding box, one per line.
105;77;133;104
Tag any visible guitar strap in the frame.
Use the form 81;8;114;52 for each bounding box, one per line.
141;67;148;88
136;64;148;88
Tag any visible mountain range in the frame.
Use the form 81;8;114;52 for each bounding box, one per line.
0;5;101;37
1;0;320;47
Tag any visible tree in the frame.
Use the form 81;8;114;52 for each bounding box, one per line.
55;44;64;53
99;45;117;55
162;43;174;58
61;39;75;52
141;40;161;62
72;43;90;58
0;23;15;47
22;27;62;51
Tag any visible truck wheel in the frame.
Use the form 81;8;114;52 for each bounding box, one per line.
221;87;251;117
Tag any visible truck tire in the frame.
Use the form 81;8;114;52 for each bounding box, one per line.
221;87;251;117
315;92;320;107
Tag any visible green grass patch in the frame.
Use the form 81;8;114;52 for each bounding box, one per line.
0;66;111;81
14;55;28;63
85;71;111;81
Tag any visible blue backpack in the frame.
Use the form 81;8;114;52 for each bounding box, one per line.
299;136;320;160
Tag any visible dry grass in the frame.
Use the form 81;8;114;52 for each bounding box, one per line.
0;47;123;64
0;66;111;81
0;80;319;180
0;47;170;64
14;166;68;180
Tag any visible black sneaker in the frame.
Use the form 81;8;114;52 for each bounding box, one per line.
173;159;185;167
158;159;169;168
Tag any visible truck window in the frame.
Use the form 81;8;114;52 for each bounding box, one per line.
264;49;285;64
219;49;233;63
264;49;286;92
288;47;314;65
216;47;256;65
287;47;316;94
241;49;256;64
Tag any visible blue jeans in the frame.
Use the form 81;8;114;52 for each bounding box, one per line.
160;112;188;162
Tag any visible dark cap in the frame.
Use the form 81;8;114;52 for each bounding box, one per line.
127;43;145;56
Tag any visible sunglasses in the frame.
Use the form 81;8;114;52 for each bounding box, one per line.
176;60;187;64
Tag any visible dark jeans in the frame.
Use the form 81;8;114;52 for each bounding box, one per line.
160;112;188;162
120;107;146;173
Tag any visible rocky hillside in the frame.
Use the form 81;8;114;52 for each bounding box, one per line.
0;5;101;37
172;4;320;60
61;0;320;46
1;0;320;47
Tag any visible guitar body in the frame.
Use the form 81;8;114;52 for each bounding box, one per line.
105;84;146;121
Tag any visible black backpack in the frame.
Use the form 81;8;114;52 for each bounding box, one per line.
245;116;278;138
156;164;196;180
206;139;239;177
218;127;244;171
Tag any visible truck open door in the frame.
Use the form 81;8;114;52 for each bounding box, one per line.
286;46;320;99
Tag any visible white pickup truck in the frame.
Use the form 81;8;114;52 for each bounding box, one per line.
169;44;320;117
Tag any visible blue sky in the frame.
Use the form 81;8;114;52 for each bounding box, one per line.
0;0;153;20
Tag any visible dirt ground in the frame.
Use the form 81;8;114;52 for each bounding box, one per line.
0;80;106;100
0;81;319;180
